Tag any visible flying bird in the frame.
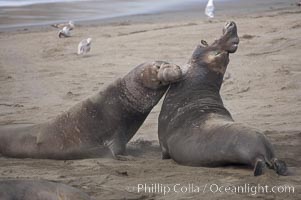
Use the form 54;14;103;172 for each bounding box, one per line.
52;21;75;30
78;38;92;55
58;26;71;38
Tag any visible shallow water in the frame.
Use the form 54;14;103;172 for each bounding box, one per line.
0;0;87;7
0;0;221;29
0;0;293;30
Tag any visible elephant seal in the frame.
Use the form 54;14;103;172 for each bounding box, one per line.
158;22;288;176
0;61;182;159
0;180;92;200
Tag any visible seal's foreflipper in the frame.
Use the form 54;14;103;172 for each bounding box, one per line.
162;152;171;159
105;132;127;158
36;131;43;145
161;145;171;159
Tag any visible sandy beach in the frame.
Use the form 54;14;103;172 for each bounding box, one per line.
0;0;301;199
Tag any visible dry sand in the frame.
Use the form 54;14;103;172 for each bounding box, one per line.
0;4;301;200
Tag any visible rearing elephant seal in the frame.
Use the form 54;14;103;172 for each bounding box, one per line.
0;180;92;200
158;22;288;176
0;61;182;159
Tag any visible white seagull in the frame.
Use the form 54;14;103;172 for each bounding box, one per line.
52;21;75;30
77;38;92;55
58;26;71;38
205;0;215;18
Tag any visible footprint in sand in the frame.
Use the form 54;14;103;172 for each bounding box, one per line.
63;91;81;99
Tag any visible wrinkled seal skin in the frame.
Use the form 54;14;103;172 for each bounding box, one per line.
0;180;92;200
158;22;288;176
0;61;182;159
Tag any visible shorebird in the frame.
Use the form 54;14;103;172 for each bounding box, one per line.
58;26;71;38
205;0;215;18
77;38;92;55
52;21;75;30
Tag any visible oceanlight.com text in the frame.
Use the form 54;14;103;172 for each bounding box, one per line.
126;183;295;196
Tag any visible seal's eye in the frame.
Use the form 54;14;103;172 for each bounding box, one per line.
215;51;221;56
201;40;208;47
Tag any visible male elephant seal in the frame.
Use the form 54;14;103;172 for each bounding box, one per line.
158;22;288;176
0;61;182;159
0;180;92;200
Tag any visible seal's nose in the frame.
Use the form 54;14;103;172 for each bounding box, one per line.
223;21;237;35
158;63;182;84
225;21;234;29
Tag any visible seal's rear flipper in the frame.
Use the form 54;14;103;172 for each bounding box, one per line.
272;159;288;176
253;158;266;176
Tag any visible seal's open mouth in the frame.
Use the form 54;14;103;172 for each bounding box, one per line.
232;43;239;50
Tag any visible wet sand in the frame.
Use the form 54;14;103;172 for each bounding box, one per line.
0;1;301;200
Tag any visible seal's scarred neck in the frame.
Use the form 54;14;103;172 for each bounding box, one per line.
187;60;225;93
164;60;230;118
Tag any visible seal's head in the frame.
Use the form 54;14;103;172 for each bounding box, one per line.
86;38;92;44
218;21;239;53
191;21;239;74
140;61;183;89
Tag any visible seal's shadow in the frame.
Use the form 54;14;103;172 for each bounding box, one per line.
127;140;161;158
